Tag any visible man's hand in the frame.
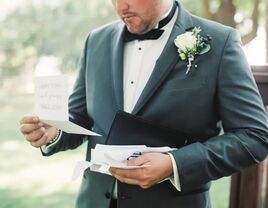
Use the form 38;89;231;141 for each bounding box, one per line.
109;152;173;189
19;114;58;148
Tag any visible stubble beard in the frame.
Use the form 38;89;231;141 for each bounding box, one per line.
124;17;156;34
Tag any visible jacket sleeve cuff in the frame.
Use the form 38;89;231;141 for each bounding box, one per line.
40;130;62;154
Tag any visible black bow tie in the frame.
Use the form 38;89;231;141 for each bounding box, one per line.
123;1;177;42
123;28;164;42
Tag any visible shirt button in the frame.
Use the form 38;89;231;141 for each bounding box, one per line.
138;47;142;50
105;192;111;199
131;81;134;84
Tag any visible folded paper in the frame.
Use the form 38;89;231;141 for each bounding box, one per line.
34;75;100;136
72;144;175;180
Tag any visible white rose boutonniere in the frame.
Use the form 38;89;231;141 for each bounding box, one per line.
174;27;211;74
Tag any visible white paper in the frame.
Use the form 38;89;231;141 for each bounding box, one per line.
72;161;93;180
42;120;100;136
104;146;173;162
91;144;147;164
94;144;147;150
72;145;175;180
35;75;69;120
34;75;101;136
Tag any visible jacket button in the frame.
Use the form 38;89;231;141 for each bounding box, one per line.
120;195;126;200
105;192;111;199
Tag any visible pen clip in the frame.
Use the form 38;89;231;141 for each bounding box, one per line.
126;151;142;160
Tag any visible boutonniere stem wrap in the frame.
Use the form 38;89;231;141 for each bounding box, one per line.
174;27;211;74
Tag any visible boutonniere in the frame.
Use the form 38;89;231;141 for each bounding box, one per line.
174;27;211;74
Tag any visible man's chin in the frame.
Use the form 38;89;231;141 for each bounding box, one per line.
126;25;150;35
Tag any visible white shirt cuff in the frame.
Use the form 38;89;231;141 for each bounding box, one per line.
41;130;62;154
167;152;181;191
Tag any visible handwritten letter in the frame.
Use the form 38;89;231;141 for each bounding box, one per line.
34;75;68;120
34;75;100;136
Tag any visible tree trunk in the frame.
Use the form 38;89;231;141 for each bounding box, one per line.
241;0;260;45
203;0;260;46
202;0;214;20
215;0;236;28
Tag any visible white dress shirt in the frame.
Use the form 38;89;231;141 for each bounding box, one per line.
123;7;181;191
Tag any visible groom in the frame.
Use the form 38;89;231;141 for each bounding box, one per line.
20;0;268;207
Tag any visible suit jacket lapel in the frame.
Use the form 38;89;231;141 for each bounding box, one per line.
111;23;125;110
132;2;194;115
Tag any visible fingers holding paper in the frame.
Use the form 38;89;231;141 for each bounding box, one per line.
109;152;173;189
19;114;58;147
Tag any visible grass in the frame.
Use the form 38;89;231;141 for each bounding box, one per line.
0;77;230;208
0;84;84;208
211;177;230;208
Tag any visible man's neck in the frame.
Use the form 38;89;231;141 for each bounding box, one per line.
159;0;174;21
153;0;174;29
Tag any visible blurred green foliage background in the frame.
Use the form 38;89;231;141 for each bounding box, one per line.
1;0;264;207
0;0;264;79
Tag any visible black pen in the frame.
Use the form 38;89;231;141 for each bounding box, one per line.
126;151;142;160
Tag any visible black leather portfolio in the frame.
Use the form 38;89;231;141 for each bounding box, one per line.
106;111;190;148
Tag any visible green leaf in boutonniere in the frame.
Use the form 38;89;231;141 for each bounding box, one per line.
174;27;212;74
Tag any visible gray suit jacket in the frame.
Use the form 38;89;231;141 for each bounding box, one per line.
43;1;268;208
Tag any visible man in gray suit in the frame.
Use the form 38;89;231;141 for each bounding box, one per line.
20;0;268;207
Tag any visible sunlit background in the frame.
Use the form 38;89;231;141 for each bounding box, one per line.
0;0;267;207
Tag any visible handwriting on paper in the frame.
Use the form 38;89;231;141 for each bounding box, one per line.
34;75;101;136
34;75;68;121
